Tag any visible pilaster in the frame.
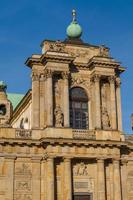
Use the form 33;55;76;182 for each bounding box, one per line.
63;157;72;200
108;76;117;130
4;156;16;200
97;158;106;200
116;77;122;131
32;73;40;128
113;159;122;200
44;69;53;127
62;72;70;127
93;75;101;129
46;157;55;200
32;157;41;200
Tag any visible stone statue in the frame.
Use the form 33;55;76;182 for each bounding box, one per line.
54;106;63;127
102;107;111;129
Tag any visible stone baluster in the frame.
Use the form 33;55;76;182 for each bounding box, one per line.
62;72;70;127
63;158;72;200
93;75;101;129
116;77;122;131
113;159;122;200
46;157;55;200
108;76;117;130
32;72;40;128
97;158;106;200
45;69;53;127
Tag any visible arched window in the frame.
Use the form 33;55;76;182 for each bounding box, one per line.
70;87;89;129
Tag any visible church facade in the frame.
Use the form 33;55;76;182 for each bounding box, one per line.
0;10;133;200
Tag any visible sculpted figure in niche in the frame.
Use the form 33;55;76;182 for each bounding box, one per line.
102;107;111;129
54;106;63;127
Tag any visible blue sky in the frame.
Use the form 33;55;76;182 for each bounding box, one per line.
0;0;133;133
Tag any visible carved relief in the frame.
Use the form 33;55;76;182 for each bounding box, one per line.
66;48;88;58
54;106;63;127
15;163;31;175
73;162;88;176
71;76;90;88
15;181;31;191
49;41;65;52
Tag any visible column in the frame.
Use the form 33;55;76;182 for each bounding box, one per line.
62;72;70;127
32;157;41;200
113;159;122;200
97;158;106;200
93;75;101;129
32;72;40;128
46;157;55;200
4;156;15;200
121;159;127;200
45;69;53;127
64;158;72;200
116;77;122;131
108;76;117;130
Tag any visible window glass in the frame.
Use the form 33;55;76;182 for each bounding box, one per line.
70;87;89;129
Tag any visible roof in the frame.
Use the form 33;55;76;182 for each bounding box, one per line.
7;93;24;110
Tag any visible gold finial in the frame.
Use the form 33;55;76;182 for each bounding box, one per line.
72;9;76;22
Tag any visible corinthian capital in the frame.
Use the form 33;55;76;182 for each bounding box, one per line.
116;77;121;87
62;72;69;80
108;76;115;84
44;69;53;78
92;74;101;82
32;72;40;81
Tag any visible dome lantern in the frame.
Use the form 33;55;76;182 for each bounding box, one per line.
66;10;83;39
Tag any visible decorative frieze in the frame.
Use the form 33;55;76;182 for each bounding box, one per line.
70;76;90;88
16;129;32;139
48;40;66;52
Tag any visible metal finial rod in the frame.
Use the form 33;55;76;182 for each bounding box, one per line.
72;9;76;21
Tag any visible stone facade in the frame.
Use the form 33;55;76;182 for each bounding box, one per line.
0;38;133;200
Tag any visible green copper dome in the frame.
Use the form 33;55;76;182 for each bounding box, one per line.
66;10;82;39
